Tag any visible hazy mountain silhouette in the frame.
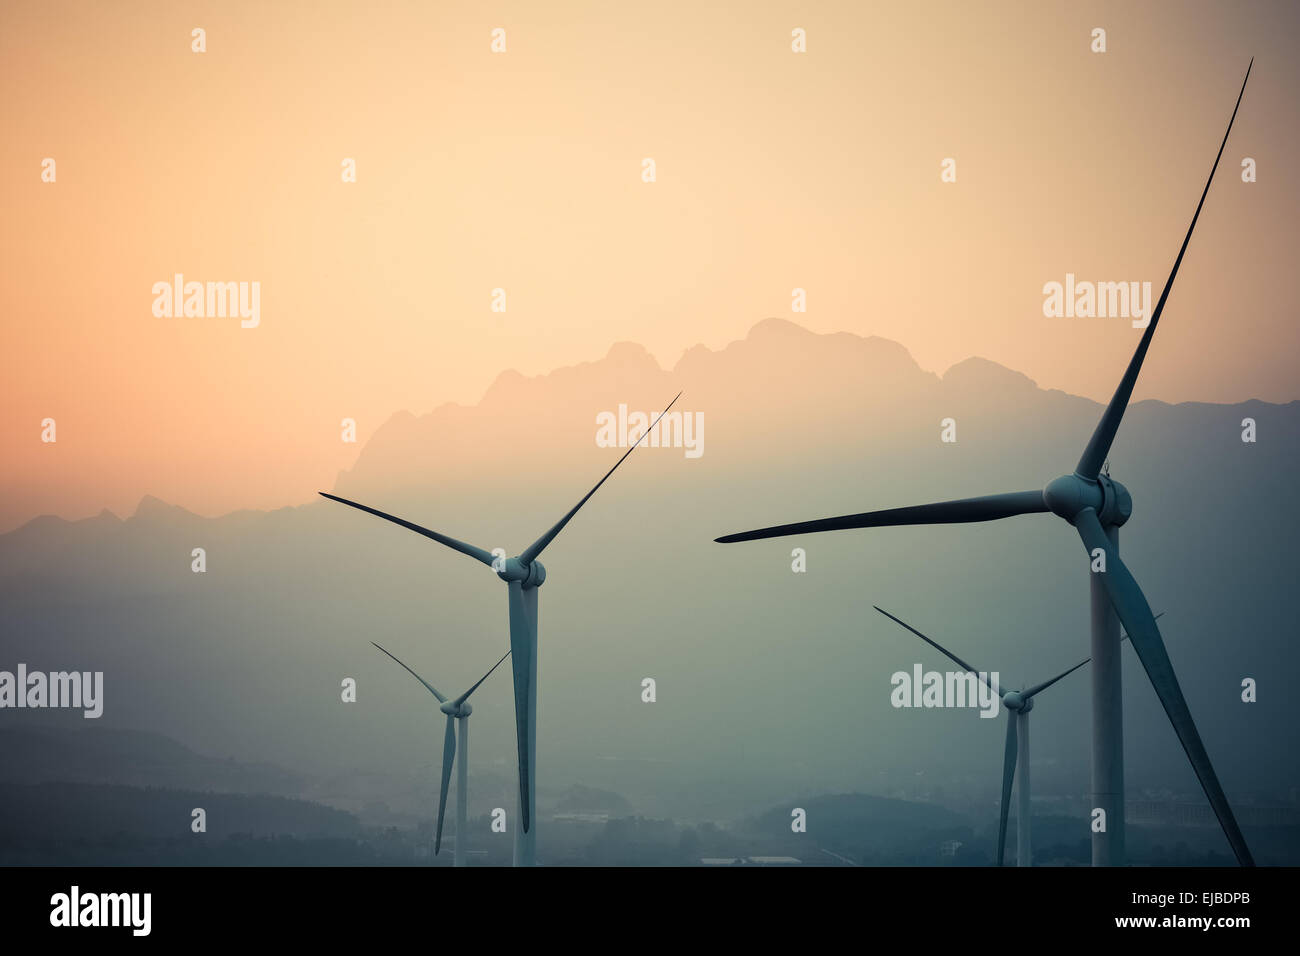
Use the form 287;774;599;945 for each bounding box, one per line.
555;784;633;815
746;793;975;865
0;781;360;843
2;319;1296;862
0;725;307;795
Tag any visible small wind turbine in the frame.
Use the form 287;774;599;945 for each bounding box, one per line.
875;606;1164;867
324;392;680;865
372;642;509;867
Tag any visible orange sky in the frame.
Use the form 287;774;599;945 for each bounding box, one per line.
3;0;1298;532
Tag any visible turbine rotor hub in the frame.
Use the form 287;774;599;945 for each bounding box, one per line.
1043;474;1100;523
1043;473;1131;527
441;701;471;717
496;557;547;588
1003;691;1030;713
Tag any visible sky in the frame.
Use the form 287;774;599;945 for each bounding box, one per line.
3;0;1298;532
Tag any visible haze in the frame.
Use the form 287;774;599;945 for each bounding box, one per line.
3;0;1300;532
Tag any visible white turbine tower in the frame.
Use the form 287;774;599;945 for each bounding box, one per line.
373;642;509;867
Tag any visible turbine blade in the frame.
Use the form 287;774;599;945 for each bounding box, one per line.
1022;657;1089;700
1030;611;1167;696
874;606;1001;696
1075;60;1252;479
455;649;511;706
1121;610;1166;648
1075;509;1254;866
434;714;455;855
507;581;533;832
997;711;1017;867
519;392;681;564
319;492;496;567
1036;612;1169;689
371;642;447;703
716;491;1048;544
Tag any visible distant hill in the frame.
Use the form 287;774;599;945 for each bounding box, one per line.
0;725;306;795
0;781;360;842
754;792;968;832
746;792;976;865
555;784;632;815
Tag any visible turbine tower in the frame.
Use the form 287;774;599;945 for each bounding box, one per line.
372;642;509;867
717;64;1254;867
875;606;1163;867
323;392;680;866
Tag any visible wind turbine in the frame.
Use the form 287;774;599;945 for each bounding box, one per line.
875;606;1164;867
717;63;1254;867
372;642;509;867
323;392;680;866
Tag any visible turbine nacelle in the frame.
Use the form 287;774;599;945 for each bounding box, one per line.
441;700;472;717
1043;474;1132;527
1002;691;1032;714
1097;475;1134;527
496;556;547;588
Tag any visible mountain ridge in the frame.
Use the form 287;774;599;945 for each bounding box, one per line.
5;318;1294;534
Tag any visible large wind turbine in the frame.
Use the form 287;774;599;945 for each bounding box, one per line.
875;606;1163;867
717;63;1254;867
372;642;509;867
323;392;680;866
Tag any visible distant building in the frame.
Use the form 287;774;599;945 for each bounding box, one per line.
747;856;801;866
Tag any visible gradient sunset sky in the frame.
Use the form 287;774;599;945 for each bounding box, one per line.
3;0;1297;532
